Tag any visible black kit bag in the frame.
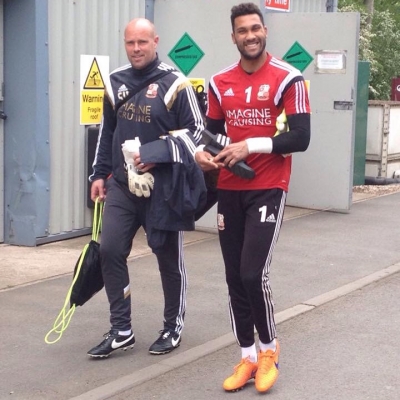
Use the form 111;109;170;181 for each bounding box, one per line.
45;199;104;344
70;204;104;307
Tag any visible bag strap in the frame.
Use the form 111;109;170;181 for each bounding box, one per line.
92;199;103;242
44;198;103;344
114;69;171;116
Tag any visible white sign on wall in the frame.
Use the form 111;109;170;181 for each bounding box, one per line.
80;55;109;125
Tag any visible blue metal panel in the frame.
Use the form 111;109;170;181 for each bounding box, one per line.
3;0;50;245
0;0;4;243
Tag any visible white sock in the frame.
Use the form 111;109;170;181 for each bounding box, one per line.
241;344;257;363
259;338;276;353
118;329;132;336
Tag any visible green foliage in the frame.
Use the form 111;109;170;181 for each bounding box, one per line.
374;1;400;26
370;10;400;99
339;0;400;99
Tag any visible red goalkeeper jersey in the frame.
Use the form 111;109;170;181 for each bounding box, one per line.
207;53;311;191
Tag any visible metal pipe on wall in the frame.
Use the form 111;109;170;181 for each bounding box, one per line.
326;0;338;12
145;0;155;21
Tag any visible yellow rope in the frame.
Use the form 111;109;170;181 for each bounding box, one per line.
44;199;103;344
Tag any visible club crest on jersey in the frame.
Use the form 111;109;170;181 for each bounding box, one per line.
217;213;225;231
146;83;159;99
257;84;270;101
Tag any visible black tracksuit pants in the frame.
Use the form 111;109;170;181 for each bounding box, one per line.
217;188;286;347
100;177;187;334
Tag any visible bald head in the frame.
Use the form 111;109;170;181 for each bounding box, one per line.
124;18;156;39
124;18;159;70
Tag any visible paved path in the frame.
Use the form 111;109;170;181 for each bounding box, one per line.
109;271;400;400
0;192;372;290
0;191;398;400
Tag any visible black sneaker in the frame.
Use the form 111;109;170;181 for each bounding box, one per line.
148;329;181;355
87;330;135;358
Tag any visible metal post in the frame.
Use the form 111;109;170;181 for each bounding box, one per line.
326;0;338;12
380;104;390;178
145;0;155;22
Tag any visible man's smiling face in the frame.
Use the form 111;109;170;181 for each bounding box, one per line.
231;14;267;61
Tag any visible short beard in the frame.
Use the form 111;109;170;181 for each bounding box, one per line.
237;39;266;60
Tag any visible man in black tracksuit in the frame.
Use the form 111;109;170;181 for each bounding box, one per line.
88;18;205;358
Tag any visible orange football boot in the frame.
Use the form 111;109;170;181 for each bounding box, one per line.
255;340;280;393
223;356;258;392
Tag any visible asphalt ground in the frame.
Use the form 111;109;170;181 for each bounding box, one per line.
0;191;399;400
109;271;400;400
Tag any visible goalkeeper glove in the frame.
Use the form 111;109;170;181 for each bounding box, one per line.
126;166;154;198
122;138;155;197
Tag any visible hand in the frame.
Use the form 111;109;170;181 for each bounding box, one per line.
91;179;106;202
195;150;223;172
213;141;249;169
127;166;154;198
133;153;156;173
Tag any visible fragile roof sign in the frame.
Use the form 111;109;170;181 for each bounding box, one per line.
80;55;109;125
265;0;290;12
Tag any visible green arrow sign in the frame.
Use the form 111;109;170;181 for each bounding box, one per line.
168;33;205;76
282;41;313;72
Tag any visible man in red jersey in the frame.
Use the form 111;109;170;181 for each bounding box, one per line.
195;2;311;394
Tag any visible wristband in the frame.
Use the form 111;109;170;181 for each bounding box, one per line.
245;137;273;154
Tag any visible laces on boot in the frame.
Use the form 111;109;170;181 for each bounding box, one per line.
255;345;280;393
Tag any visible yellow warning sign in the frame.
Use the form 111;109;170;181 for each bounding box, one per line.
80;55;109;125
81;90;104;124
83;58;105;89
189;78;205;92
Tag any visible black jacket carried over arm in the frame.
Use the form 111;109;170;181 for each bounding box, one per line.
140;131;207;250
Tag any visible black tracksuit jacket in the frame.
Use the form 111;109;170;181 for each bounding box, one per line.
89;57;206;248
90;57;204;186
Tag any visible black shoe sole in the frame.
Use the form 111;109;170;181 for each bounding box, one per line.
87;343;135;359
148;342;180;355
224;387;245;392
227;162;255;180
